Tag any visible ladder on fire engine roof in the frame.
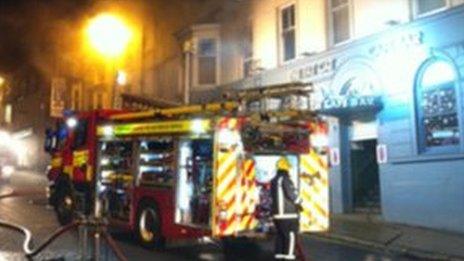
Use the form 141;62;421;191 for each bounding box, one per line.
109;82;315;121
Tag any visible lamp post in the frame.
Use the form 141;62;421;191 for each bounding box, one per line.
86;13;132;108
85;15;132;259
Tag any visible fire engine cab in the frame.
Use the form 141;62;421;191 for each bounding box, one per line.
44;84;330;248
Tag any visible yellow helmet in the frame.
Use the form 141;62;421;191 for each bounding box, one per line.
276;157;292;172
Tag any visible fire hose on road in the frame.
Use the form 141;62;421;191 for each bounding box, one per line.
0;189;128;261
0;219;78;258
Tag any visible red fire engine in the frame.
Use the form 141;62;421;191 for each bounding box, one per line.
45;84;330;248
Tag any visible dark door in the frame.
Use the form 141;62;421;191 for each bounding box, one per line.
350;139;380;212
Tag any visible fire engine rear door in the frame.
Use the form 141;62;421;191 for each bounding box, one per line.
298;139;330;232
212;117;260;237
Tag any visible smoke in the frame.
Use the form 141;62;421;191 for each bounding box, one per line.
0;0;94;77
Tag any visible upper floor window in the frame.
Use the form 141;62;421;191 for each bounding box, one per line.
280;4;296;62
413;0;449;17
415;59;460;154
93;91;107;109
329;0;351;45
71;83;82;110
197;38;218;85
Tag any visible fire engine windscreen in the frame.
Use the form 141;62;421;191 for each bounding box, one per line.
175;137;213;227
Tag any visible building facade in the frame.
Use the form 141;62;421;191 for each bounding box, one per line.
87;0;464;233
153;0;464;233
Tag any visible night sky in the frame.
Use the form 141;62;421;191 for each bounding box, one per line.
0;0;91;73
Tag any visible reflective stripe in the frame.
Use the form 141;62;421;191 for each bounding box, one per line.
275;254;296;260
273;214;298;219
299;149;330;232
278;176;284;216
289;232;295;257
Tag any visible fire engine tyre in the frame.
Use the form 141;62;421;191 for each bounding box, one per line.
136;202;165;249
54;186;75;226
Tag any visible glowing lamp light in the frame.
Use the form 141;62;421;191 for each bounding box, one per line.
422;61;455;87
2;165;15;178
66;117;78;128
102;125;114;137
116;70;127;85
191;119;208;134
0;76;5;86
86;13;132;58
101;158;110;166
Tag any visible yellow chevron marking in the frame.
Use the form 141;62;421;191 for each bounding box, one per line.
301;158;318;175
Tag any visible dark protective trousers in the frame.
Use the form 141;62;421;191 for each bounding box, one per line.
274;218;299;260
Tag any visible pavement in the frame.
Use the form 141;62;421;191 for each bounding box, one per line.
312;213;464;261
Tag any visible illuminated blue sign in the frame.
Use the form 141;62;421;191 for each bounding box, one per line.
319;96;382;114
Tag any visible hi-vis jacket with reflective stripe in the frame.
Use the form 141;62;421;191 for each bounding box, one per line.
271;170;302;219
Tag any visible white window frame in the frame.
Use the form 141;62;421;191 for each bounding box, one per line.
412;0;451;18
195;37;219;87
189;25;221;90
328;0;353;46
4;103;12;124
278;2;297;64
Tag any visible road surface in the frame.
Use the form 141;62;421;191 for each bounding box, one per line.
0;170;418;260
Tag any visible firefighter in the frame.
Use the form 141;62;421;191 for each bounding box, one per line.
271;156;303;260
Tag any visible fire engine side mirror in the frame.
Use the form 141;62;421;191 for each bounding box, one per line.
44;128;57;153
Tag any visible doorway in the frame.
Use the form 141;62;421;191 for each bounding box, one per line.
350;139;380;212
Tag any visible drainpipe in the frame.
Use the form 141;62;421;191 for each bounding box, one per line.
183;41;192;105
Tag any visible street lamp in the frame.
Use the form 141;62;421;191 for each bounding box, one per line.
86;13;132;59
86;13;132;108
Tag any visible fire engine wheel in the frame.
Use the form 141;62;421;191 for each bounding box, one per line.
55;189;75;225
136;202;165;249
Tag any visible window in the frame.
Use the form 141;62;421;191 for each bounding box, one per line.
93;92;107;109
280;4;296;62
414;0;448;17
416;60;460;153
71;84;82;110
329;0;351;45
4;104;12;124
197;38;217;85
